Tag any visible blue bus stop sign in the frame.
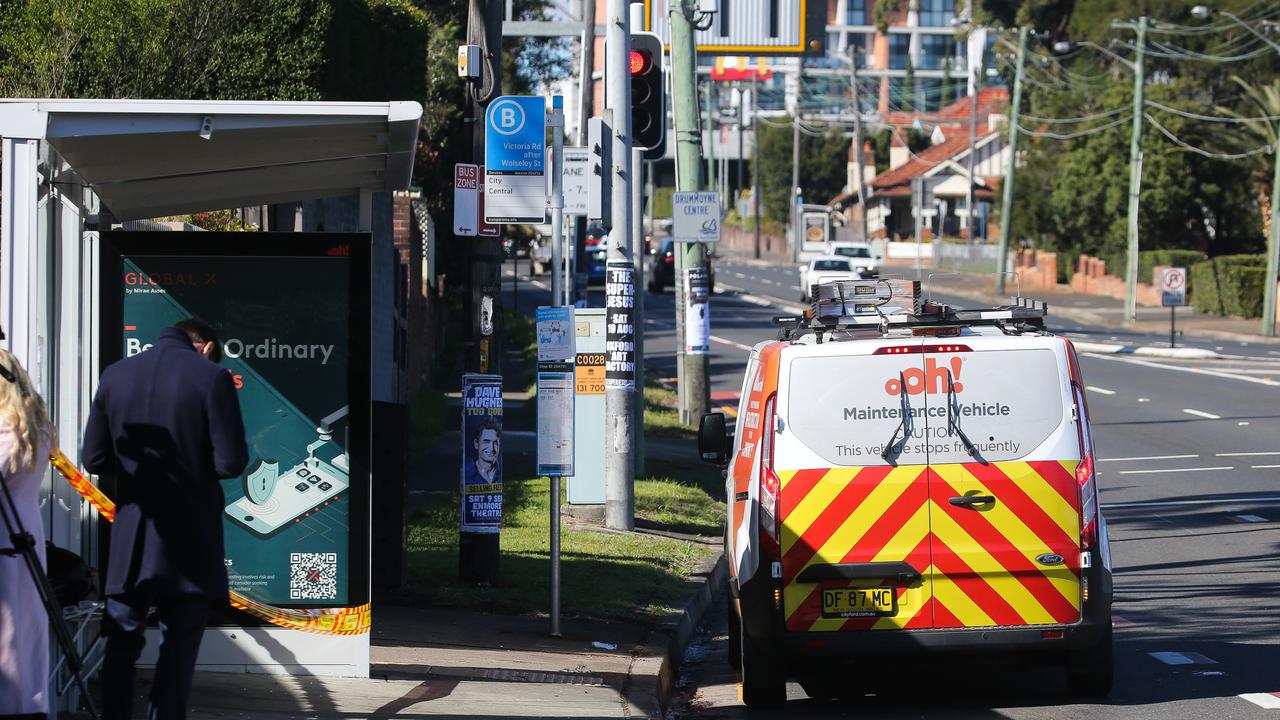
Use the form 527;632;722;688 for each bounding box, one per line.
484;96;547;224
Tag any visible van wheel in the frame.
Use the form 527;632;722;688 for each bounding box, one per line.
726;593;741;669
1066;625;1114;697
740;622;785;707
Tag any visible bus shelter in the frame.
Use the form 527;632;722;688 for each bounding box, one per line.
0;98;421;680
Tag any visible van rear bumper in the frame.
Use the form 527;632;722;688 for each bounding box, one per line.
775;618;1108;657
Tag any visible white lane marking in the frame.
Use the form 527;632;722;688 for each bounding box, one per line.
1182;408;1222;420
1098;454;1199;463
1229;514;1267;523
1115;466;1233;475
1217;451;1280;457
1240;693;1280;709
1252;464;1280;469
1239;422;1251;426
1138;397;1151;403
732;272;745;279
1269;350;1280;356
1086;386;1117;395
1102;495;1280;509
1150;651;1217;666
1083;352;1280;387
530;279;550;290
710;335;754;352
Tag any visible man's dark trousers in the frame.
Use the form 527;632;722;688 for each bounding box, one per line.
101;583;211;720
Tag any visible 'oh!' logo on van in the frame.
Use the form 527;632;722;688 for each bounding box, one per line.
885;357;964;396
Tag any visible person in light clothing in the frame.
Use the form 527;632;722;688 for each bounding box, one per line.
0;348;56;720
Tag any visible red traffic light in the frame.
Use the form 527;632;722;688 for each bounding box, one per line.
629;49;652;75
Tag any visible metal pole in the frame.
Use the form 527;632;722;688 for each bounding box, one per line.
549;96;566;633
1170;305;1176;349
737;84;745;209
1124;16;1147;323
671;0;709;424
604;0;634;531
704;80;715;190
850;44;869;243
791;57;803;260
913;176;924;280
995;27;1027;295
550;475;560;633
752;73;761;259
1264;144;1280;336
966;58;980;246
630;2;647;478
578;0;596;146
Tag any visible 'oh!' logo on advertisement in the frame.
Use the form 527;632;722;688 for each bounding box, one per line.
886;357;964;396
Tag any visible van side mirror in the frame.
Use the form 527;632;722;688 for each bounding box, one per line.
698;412;731;464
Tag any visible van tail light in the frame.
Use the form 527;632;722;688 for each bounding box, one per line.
758;394;781;556
1072;383;1098;552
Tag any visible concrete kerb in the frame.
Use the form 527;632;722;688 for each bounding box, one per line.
626;552;727;718
1071;341;1221;360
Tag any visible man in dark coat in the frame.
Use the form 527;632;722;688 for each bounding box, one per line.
83;318;248;720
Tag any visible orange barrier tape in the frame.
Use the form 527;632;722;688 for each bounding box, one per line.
50;449;371;636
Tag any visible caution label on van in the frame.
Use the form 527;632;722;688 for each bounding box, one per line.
786;349;1064;466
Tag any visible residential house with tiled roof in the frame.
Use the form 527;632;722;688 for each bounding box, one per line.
830;87;1010;241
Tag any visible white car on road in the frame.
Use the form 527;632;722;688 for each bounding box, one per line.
828;241;879;277
800;256;862;302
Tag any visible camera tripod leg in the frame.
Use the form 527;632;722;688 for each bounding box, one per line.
0;473;100;720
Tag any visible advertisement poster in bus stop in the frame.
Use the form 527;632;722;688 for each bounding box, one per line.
101;232;370;612
461;374;504;533
684;266;711;354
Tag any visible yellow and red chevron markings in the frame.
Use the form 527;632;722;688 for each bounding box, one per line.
779;461;1082;633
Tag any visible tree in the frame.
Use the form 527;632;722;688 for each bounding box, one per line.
940;57;954;109
1215;76;1280;241
755;116;853;221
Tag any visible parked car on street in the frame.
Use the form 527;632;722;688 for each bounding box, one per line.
828;241;880;277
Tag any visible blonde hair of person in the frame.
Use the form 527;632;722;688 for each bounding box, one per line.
0;348;55;475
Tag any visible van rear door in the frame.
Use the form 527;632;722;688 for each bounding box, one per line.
777;340;936;632
923;343;1083;628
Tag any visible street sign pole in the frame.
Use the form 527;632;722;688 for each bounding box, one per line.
671;0;710;425
1161;267;1186;349
603;0;635;532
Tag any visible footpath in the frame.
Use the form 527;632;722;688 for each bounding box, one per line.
135;560;723;719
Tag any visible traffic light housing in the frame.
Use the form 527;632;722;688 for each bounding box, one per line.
629;32;665;152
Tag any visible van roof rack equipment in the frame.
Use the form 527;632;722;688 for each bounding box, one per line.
774;278;1048;340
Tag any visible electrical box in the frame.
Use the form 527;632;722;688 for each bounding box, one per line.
457;44;481;79
697;0;717;14
587;114;612;227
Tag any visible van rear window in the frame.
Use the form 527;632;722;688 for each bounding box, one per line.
784;349;1065;467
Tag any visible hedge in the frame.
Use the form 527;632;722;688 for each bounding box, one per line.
1105;249;1207;288
1190;254;1268;318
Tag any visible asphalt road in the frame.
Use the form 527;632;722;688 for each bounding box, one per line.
509;256;1280;716
660;257;1280;719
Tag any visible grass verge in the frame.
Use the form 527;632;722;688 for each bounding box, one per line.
643;379;695;439
401;470;721;620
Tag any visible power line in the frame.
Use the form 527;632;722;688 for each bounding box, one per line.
1021;107;1128;124
1144;111;1276;159
1146;98;1280;123
1016;114;1132;139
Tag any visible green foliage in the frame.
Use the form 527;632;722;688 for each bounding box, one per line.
754;116;851;221
873;0;903;35
902;58;916;112
1191;255;1269;318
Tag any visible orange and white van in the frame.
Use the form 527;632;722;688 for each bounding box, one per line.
698;284;1113;707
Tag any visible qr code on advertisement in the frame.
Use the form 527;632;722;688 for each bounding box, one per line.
289;552;337;600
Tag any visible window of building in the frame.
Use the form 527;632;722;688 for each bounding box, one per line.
919;34;957;70
918;0;955;27
889;33;909;70
847;0;866;25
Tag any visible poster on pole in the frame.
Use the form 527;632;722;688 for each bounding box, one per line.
605;262;637;391
1161;267;1187;307
484;96;548;224
684;266;711;354
672;191;722;243
461;374;503;534
453;163;480;236
536;306;576;476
